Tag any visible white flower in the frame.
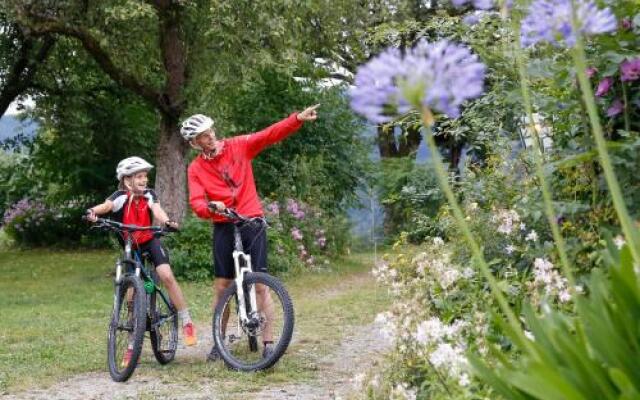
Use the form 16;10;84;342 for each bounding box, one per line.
469;202;478;211
559;289;572;303
439;268;461;289
525;230;539;242
390;383;417;400
459;373;471;387
415;318;446;345
462;267;475;278
614;235;626;249
520;222;527;231
494;209;521;235
505;244;516;254
433;236;445;246
524;330;535;341
429;343;468;375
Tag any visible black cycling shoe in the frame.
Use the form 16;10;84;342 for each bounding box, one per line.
262;343;274;359
207;345;221;362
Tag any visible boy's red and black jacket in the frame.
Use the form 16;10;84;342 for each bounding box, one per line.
107;189;156;245
187;113;303;223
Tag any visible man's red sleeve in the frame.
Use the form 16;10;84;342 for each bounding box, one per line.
188;165;213;220
244;113;303;159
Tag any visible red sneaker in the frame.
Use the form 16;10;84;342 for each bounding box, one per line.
121;348;134;368
183;322;197;346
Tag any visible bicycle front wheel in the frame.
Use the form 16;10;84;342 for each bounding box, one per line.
213;272;294;371
149;288;178;365
107;275;147;382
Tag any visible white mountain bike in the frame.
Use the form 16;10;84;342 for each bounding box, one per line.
211;207;295;371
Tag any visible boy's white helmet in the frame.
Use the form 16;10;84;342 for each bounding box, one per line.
180;114;214;141
116;157;153;181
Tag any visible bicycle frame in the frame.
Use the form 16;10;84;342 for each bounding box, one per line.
231;223;259;326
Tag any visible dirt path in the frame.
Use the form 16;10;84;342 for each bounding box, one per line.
2;269;390;400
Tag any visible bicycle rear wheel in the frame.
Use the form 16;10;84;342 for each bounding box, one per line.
213;272;294;371
149;287;178;365
107;275;146;382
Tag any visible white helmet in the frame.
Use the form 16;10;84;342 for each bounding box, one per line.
116;157;153;181
180;114;214;141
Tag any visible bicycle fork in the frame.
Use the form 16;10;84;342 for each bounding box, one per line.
232;250;258;325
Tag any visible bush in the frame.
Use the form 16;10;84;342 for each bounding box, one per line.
167;197;351;280
2;197;107;247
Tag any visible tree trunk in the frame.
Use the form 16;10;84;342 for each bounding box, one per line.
155;114;188;223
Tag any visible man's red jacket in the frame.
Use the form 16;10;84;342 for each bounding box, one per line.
188;113;303;223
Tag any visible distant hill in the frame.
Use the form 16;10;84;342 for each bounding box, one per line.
0;115;38;141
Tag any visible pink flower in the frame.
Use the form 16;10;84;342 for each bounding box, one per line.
606;98;624;117
291;228;303;241
620;17;632;30
621;58;640;82
585;66;598;78
266;202;280;215
595;76;613;97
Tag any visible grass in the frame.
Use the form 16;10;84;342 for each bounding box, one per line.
0;249;389;396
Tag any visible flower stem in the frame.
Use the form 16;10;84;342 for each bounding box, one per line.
421;108;537;358
570;4;640;264
621;81;631;133
511;19;577;291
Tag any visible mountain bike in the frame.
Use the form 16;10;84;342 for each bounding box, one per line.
211;207;295;371
87;217;179;382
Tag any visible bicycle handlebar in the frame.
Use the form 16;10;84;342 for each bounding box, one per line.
208;203;258;223
83;216;178;234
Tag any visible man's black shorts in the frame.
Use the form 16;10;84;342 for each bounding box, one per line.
213;220;267;279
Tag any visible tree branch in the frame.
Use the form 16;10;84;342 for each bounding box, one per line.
0;32;55;117
28;22;167;113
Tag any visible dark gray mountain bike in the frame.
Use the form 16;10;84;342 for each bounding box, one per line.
87;217;179;382
211;207;295;371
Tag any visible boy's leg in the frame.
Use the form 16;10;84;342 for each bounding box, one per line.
145;238;197;346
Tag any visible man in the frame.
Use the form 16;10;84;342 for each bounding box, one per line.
181;105;319;360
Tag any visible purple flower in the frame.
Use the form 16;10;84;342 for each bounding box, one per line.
350;40;486;122
452;0;495;10
463;14;481;26
316;237;327;248
520;0;617;48
266;202;280;215
606;98;624;117
291;228;303;241
620;17;632;30
621;58;640;82
595;76;614;97
585;66;598;78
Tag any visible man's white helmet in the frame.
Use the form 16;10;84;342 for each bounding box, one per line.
180;114;214;141
116;157;154;181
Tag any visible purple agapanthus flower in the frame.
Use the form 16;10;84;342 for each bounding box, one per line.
520;0;617;48
350;40;486;123
595;76;613;97
607;98;624;117
620;58;640;82
463;13;481;26
452;0;495;10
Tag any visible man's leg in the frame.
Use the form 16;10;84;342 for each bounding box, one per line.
213;277;234;335
209;222;235;361
256;283;274;343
